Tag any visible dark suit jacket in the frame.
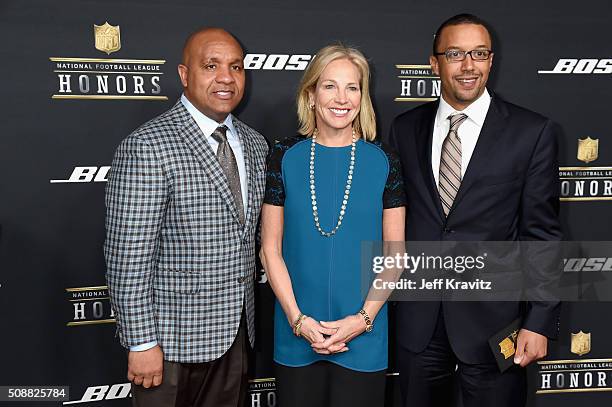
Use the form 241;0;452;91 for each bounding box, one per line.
387;94;562;363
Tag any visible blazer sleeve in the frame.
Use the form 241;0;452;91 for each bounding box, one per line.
103;135;168;348
518;119;563;340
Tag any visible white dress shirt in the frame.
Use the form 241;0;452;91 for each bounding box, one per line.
129;96;248;353
432;89;491;186
181;94;248;211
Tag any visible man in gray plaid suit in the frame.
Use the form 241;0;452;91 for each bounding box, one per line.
104;28;268;407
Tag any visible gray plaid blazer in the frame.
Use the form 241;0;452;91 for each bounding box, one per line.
104;100;268;363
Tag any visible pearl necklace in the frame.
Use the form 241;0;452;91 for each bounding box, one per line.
310;129;357;237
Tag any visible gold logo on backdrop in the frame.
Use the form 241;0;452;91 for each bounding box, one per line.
571;331;591;356
577;137;599;163
499;330;519;359
394;64;440;102
94;22;121;55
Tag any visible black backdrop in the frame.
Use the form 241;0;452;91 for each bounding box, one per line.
1;0;612;406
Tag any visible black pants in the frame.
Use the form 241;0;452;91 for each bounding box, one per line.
275;361;386;407
132;314;248;407
398;310;526;407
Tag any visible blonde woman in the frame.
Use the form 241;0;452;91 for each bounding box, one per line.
260;44;406;407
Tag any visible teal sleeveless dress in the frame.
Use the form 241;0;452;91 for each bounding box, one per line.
264;136;405;372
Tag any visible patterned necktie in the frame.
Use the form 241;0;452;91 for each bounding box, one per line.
439;113;468;216
211;125;245;224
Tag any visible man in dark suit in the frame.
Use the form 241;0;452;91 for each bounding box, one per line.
104;28;268;407
388;14;562;407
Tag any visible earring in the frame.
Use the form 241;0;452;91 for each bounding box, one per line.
309;103;315;109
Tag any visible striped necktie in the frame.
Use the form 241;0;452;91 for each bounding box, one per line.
439;113;468;216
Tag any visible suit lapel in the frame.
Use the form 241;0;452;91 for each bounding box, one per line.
173;102;243;224
449;96;508;214
234;118;256;235
417;101;445;221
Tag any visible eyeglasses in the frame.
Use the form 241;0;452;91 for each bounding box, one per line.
434;49;493;62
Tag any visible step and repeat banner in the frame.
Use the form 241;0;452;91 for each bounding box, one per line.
1;0;611;406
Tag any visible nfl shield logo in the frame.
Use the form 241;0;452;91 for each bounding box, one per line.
571;331;591;356
577;137;599;163
94;22;121;55
499;337;516;359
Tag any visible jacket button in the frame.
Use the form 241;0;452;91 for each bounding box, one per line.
238;276;246;283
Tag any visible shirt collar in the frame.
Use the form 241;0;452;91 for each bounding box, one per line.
180;94;237;139
436;88;491;128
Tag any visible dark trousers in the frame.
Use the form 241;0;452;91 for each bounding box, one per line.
398;310;526;407
132;315;248;407
275;361;386;407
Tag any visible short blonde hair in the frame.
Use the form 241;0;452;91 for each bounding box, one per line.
296;44;377;141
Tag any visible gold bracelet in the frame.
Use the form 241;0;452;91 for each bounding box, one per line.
292;313;307;336
359;309;373;333
295;319;305;337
